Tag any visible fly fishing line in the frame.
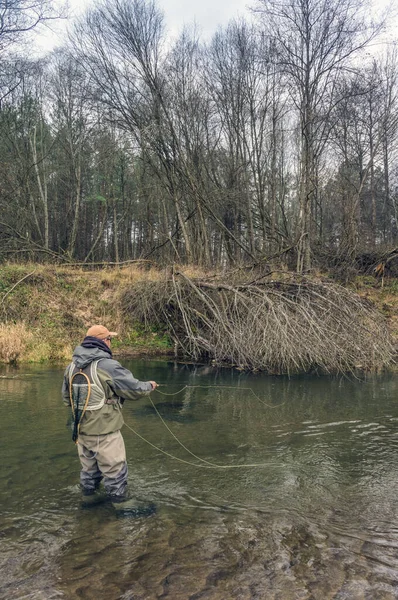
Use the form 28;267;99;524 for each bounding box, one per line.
124;384;284;469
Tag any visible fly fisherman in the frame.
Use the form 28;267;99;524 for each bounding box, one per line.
62;325;158;510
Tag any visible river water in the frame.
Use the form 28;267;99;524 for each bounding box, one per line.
1;360;398;599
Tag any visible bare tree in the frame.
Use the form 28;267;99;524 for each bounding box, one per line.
329;56;398;260
206;21;291;259
0;60;54;250
0;0;61;54
50;50;99;258
255;0;384;272
0;0;65;109
70;0;196;260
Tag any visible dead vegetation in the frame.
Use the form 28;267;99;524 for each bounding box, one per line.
0;263;174;363
0;263;396;370
121;270;396;374
0;323;32;364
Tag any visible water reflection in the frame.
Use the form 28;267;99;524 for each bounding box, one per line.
0;361;398;598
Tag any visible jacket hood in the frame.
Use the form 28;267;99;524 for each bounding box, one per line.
72;345;110;369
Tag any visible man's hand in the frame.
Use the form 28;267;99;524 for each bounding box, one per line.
149;381;158;390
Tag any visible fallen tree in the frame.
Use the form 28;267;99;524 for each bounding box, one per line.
120;270;396;374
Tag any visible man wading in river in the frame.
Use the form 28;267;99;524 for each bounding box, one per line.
62;325;158;511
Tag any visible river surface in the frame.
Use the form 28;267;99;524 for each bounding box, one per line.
1;360;398;599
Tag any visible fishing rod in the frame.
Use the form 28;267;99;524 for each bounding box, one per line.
69;369;91;443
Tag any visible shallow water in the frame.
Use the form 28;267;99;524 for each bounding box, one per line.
1;361;398;599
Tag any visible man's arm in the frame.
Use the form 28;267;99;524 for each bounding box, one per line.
101;359;157;401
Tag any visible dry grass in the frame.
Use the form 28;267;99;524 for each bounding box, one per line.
354;277;398;346
0;262;173;362
0;323;32;364
23;340;72;363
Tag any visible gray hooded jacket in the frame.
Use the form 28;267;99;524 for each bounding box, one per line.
62;345;153;436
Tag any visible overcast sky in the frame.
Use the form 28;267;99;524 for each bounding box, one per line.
34;0;253;54
33;0;397;56
158;0;252;37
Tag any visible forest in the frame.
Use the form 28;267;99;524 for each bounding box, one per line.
1;0;398;277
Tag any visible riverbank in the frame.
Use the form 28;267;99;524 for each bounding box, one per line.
0;263;175;364
0;263;397;369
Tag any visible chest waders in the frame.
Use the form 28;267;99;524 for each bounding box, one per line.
68;360;107;443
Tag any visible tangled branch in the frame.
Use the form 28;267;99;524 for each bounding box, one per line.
120;271;396;374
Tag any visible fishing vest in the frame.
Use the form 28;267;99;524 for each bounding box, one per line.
68;359;108;411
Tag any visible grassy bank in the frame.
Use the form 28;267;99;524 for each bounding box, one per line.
354;275;398;343
0;263;397;369
0;263;180;364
